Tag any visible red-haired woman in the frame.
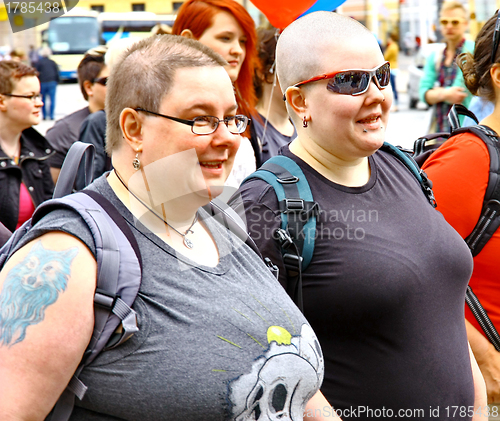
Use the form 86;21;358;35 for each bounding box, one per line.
172;0;258;188
0;60;54;234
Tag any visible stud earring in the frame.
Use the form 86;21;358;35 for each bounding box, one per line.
303;116;308;128
132;153;141;170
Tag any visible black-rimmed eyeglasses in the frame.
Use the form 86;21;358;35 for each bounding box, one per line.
1;93;42;102
134;108;250;135
491;9;500;64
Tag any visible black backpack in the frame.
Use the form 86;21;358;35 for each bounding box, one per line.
0;142;263;420
413;104;500;351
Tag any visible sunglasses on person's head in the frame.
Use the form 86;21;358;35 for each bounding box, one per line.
93;76;108;86
491;10;500;64
439;17;466;26
288;62;390;98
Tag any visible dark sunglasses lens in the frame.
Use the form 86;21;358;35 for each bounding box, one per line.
376;64;391;87
327;71;369;95
95;77;107;85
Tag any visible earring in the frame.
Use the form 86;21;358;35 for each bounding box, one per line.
132;153;141;170
303;116;308;128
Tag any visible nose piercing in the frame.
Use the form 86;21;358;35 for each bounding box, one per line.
363;129;368;133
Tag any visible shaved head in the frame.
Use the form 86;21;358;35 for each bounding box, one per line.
276;12;374;90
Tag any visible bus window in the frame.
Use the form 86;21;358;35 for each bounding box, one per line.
48;16;100;54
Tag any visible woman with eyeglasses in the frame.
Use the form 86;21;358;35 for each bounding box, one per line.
422;11;500;419
230;11;487;419
419;0;474;132
172;0;258;187
0;60;54;234
0;34;332;420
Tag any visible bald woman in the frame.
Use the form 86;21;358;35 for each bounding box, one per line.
231;11;486;421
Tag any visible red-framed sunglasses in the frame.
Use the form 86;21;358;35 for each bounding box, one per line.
289;61;391;97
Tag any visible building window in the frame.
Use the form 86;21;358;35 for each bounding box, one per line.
90;5;104;12
172;2;183;11
132;3;145;11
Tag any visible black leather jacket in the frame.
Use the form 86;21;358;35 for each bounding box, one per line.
0;127;54;232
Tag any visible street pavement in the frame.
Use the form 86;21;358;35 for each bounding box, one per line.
36;52;433;152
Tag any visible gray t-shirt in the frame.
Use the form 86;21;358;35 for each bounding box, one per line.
22;175;323;420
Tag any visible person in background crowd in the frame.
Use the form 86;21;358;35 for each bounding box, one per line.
150;23;172;35
10;48;28;64
231;11;486;420
0;60;54;232
384;32;399;112
251;27;296;167
172;0;258;188
46;46;108;184
422;11;500;420
35;46;59;121
28;45;38;66
419;0;474;132
0;34;332;420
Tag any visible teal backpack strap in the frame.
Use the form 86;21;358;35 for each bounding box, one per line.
243;156;319;312
244;155;318;270
380;142;437;208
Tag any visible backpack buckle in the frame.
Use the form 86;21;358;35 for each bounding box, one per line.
284;198;305;212
94;288;120;309
283;252;303;272
277;175;299;184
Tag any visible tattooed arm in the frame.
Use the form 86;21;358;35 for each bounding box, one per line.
0;232;96;420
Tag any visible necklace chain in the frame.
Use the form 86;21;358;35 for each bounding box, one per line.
115;170;198;249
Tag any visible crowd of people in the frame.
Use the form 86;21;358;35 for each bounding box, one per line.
0;0;499;419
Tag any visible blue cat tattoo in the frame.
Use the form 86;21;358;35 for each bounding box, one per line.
0;241;78;346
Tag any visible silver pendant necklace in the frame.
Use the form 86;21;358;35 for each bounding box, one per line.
115;170;198;249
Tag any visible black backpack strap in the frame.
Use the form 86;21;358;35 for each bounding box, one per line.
466;285;500;352
452;125;500;256
380;142;437;208
450;121;500;349
448;103;479;130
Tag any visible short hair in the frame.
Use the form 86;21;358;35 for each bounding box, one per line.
172;0;258;119
440;1;467;17
276;12;372;93
0;60;38;94
459;11;497;101
105;34;227;153
77;49;106;100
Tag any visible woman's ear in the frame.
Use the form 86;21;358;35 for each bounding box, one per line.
490;65;500;92
83;79;93;98
285;87;308;120
180;29;195;39
120;108;143;153
0;94;7;111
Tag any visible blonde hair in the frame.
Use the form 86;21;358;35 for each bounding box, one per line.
440;1;467;18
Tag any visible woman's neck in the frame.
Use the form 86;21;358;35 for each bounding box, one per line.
289;137;370;187
0;122;22;159
256;84;295;136
107;169;200;228
482;107;500;136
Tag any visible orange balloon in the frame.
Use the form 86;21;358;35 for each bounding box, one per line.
251;0;317;29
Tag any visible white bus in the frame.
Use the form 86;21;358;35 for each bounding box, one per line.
98;12;176;43
43;8;101;79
